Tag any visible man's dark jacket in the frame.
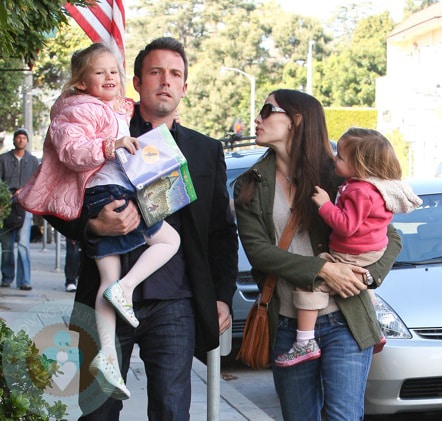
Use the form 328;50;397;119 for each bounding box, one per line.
47;122;238;352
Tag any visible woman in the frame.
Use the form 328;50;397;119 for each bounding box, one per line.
234;89;401;420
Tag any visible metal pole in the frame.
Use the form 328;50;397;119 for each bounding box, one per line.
206;319;231;420
22;71;33;150
54;230;61;271
42;220;48;251
220;67;256;137
207;346;220;421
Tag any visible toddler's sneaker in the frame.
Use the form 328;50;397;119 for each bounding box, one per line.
275;339;321;367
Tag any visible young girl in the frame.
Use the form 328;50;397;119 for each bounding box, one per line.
275;127;422;367
18;43;180;399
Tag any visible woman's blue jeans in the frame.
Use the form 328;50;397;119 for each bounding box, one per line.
272;311;372;421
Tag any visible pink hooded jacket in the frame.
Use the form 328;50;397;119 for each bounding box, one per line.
18;94;129;220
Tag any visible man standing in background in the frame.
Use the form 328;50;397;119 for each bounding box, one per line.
0;128;39;290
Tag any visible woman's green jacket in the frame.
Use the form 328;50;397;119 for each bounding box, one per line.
234;150;402;350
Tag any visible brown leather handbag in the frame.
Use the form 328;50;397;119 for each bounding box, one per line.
236;212;299;369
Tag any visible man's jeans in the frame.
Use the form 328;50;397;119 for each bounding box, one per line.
0;211;32;287
272;311;372;421
77;298;196;421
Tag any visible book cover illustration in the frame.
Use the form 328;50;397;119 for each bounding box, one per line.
116;124;197;227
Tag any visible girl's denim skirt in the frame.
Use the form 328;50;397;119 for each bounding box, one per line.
83;184;162;259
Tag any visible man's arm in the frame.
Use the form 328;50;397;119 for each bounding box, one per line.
87;199;140;236
209;142;238;329
44;199;141;242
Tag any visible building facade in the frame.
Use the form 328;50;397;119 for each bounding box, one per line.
376;3;442;177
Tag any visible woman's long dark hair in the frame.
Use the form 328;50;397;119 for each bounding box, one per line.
236;89;336;232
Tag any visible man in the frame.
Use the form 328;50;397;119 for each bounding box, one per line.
64;238;81;292
47;37;238;420
0;128;39;290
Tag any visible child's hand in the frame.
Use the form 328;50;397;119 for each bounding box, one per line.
312;186;330;208
115;136;139;155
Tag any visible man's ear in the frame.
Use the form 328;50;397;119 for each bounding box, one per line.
181;81;188;98
133;75;141;94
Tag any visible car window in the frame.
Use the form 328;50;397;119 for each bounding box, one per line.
392;193;442;262
226;167;248;197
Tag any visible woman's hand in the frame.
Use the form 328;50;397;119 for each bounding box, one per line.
88;199;140;236
318;261;367;298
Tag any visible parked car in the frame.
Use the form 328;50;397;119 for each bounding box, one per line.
225;147;266;338
225;147;442;416
365;178;442;415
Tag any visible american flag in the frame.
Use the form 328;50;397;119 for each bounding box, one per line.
64;0;125;64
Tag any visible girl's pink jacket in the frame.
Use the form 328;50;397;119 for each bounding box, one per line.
18;94;119;221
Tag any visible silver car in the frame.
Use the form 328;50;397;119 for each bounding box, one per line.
365;178;442;415
225;147;442;416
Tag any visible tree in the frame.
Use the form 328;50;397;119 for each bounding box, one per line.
403;0;440;18
0;1;90;134
317;12;394;107
30;24;90;149
0;1;91;66
0;58;25;132
126;0;329;137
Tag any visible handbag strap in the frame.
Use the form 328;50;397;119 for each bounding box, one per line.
259;211;299;306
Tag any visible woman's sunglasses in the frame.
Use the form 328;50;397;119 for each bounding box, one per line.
259;103;287;119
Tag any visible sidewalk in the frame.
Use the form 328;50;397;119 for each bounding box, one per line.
0;241;271;421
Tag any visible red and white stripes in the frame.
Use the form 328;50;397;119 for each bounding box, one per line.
64;0;125;65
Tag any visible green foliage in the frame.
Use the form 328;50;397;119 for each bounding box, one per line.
0;58;24;131
33;24;90;91
0;1;91;133
0;180;11;229
0;1;91;66
325;108;378;141
403;0;440;18
0;0;416;142
316;12;394;107
324;110;410;177
0;320;68;420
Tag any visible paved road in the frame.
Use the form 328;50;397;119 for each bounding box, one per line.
220;341;283;420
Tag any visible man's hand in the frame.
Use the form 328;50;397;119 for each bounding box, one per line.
217;301;231;335
88;199;140;236
318;261;367;299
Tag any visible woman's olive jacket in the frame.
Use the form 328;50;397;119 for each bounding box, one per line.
234;150;402;350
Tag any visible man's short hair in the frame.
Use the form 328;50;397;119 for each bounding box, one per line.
134;37;188;82
13;128;29;140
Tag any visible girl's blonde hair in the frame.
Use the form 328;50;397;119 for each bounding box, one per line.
62;43;125;96
337;127;402;180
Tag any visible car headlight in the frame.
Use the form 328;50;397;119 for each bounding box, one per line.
373;295;412;339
